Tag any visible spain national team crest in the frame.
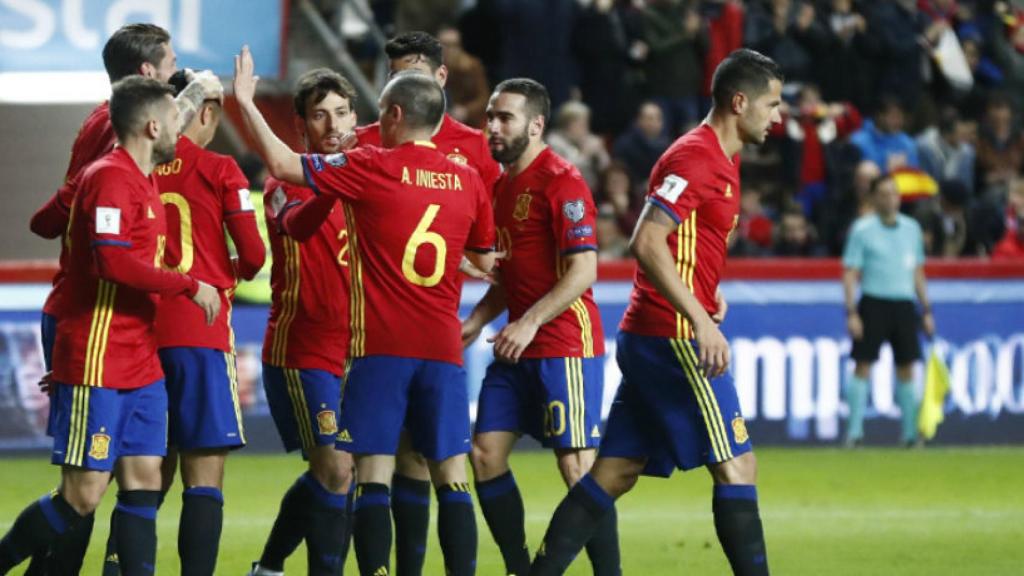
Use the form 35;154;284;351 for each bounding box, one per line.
89;432;111;460
732;416;749;444
446;150;468;165
562;199;585;223
513;192;532;221
317;410;339;436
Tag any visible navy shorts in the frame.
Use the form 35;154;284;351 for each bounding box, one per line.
50;380;168;471
600;332;752;477
41;312;57;437
337;355;469;461
160;347;245;450
475;357;605;449
263;363;343;453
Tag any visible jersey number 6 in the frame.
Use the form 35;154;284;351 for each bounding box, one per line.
402;204;447;287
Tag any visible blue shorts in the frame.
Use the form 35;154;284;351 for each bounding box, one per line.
337;355;469;461
50;381;168;471
160;347;245;451
42;312;57;437
600;332;752;477
475;357;605;449
263;363;343;453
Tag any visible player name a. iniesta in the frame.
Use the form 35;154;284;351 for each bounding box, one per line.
401;167;464;191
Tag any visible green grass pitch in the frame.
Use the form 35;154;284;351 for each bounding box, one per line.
2;447;1022;575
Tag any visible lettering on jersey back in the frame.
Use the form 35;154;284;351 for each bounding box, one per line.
405;167;462;191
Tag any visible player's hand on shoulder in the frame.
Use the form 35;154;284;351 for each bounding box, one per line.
232;45;259;105
191;280;222;325
847;312;864;341
694;319;730;379
489;318;540;364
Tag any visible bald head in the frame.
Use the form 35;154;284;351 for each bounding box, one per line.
380;71;445;132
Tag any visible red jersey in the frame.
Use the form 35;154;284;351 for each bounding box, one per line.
262;177;350;374
620;124;741;339
356;114;501;191
299;141;495;364
493;147;604;358
54;148;197;389
154;136;265;351
40;102;117;316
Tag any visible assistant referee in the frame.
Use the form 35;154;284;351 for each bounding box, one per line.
842;174;935;447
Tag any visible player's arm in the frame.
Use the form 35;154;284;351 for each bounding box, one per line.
462;281;508;348
841;225;865;340
30;190;72;239
463;174;498;274
278;195;336;242
631;203;729;376
219;164;266;280
232;46;304;185
914;265;935;337
491;250;596;362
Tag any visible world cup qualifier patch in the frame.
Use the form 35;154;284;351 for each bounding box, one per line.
562;199;585;223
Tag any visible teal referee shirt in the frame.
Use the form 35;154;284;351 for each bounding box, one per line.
842;214;925;301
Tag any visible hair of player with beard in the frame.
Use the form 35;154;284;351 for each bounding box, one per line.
490;77;550;164
109;75;177;161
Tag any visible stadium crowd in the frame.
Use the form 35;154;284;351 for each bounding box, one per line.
344;0;1024;260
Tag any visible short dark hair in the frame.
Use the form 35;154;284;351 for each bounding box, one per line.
109;76;175;140
385;31;444;70
869;174;894;194
293;68;357;119
711;48;783;110
102;23;171;83
381;71;445;131
493;78;551;129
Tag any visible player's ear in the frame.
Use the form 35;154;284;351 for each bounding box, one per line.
435;65;448;88
732;92;747;115
145;117;160;141
529;115;544;138
139;61;156;79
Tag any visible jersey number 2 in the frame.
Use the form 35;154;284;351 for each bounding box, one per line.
402;204;447;287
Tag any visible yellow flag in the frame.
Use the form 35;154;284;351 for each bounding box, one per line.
918;347;951;440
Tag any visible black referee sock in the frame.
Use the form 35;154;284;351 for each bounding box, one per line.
302;474;348;575
392;474;431;576
0;491;87;572
113;490;161;576
436;483;477;576
23;509;94;576
179;487;224;576
584;505;621;576
530;475;613;576
476;471;530;575
353;483;392;576
259;473;314;571
712;485;769;576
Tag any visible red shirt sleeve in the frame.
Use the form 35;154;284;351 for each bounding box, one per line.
646;151;705;224
301;150;372;202
466;172;496;252
218;159;266;280
279;195;336;242
548;170;598;255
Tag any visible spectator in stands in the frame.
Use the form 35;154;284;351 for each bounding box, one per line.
546;100;611;190
993;178;1024;258
396;0;460;35
438;25;489;128
612;101;670;188
731;186;775;257
976;93;1024;199
958;26;1005;119
813;0;871;109
772;83;862;216
596;161;642;238
596;203;631;259
774;205;826;256
745;0;818;84
850;96;920;173
916;107;976;196
918;179;970;257
699;0;745;109
640;0;707;136
572;0;638;137
862;0;942;115
990;1;1024;114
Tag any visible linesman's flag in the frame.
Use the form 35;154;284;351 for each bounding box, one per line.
918;347;951;440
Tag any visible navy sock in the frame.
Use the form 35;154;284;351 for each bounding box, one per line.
476;471;529;575
302;474;348;575
113;490;160;576
341;482;355;564
0;491;86;572
24;509;94;576
712;485;769;576
436;483;477;576
105;490;164;576
392;474;431;576
353;483;392;576
259;474;314;571
179;487;224;576
530;475;613;576
584;505;621;576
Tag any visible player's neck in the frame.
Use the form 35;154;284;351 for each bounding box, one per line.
120;138;157;176
507;141;547;177
704;113;743;159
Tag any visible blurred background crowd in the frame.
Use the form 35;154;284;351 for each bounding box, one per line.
317;0;1024;261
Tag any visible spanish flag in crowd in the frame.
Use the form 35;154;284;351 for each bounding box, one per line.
891;167;939;201
918;347;951;440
